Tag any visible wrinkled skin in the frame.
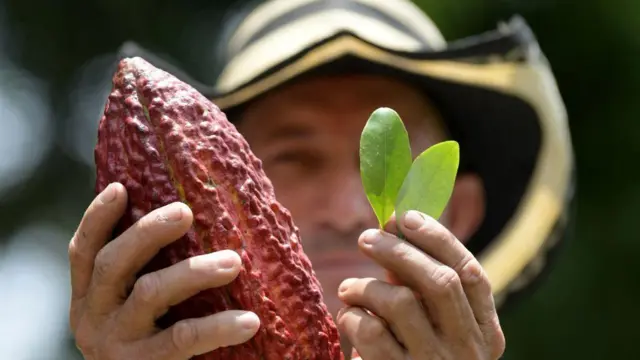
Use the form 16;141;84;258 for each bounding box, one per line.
68;73;505;359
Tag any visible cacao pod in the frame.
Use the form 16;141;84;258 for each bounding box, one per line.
94;57;344;360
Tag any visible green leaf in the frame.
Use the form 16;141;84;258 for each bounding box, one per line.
359;107;413;228
395;140;460;222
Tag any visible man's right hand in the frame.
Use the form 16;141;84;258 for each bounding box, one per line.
68;182;260;359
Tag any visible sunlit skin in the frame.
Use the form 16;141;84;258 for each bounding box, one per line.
237;73;486;346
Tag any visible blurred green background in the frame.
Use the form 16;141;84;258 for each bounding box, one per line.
0;0;636;358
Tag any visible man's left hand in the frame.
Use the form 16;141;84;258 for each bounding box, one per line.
336;210;505;360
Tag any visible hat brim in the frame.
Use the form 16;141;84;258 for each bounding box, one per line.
116;16;575;309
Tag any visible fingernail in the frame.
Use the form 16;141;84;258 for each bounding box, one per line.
159;203;184;222
403;211;424;230
339;278;356;293
99;183;118;203
217;251;239;270
238;312;260;331
360;229;381;246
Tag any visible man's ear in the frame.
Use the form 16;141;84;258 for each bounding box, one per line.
445;173;485;243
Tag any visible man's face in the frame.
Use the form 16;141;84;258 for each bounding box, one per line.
236;74;451;316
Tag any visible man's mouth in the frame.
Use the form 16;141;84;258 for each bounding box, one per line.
307;250;375;268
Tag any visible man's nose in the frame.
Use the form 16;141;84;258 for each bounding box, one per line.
319;171;378;233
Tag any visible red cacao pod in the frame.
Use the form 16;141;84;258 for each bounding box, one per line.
94;57;344;360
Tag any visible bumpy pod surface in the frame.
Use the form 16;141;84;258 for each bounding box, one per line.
94;57;344;360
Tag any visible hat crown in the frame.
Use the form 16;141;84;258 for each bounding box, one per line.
224;0;447;60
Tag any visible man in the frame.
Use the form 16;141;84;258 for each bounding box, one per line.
68;0;575;359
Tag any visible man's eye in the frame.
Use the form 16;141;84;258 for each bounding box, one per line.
274;151;308;163
270;150;320;167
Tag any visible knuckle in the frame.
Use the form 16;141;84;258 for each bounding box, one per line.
68;237;82;265
172;320;199;352
132;272;162;305
432;265;461;294
92;247;112;281
73;320;97;356
68;235;91;267
459;257;488;286
419;217;449;240
439;230;458;250
73;315;127;360
360;316;388;342
389;243;413;263
387;286;417;315
74;331;90;351
135;215;158;239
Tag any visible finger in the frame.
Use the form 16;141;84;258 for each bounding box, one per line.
386;211;473;268
338;278;438;359
88;202;194;312
358;229;481;339
68;182;128;302
118;250;243;335
133;310;260;360
336;306;406;360
396;211;497;330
